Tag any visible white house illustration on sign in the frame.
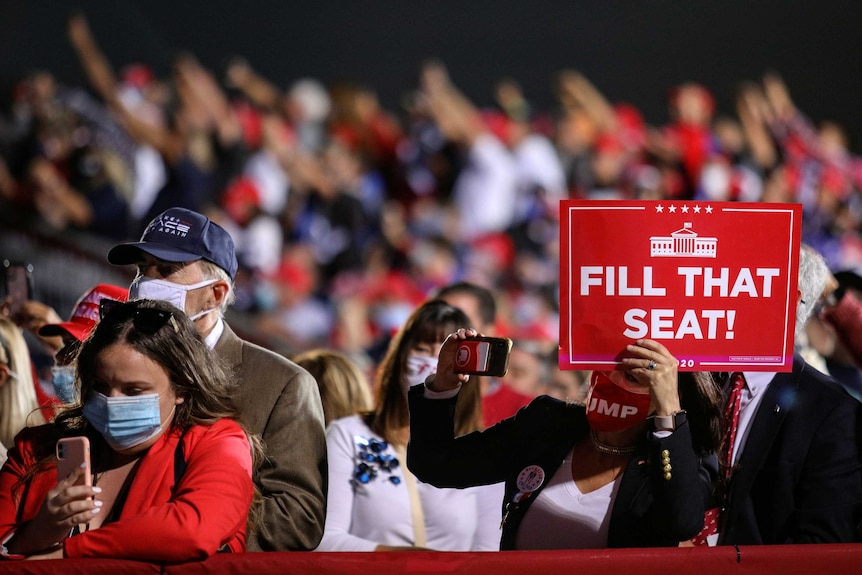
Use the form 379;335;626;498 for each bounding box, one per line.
649;222;717;258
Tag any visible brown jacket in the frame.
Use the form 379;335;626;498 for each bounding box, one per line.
215;323;327;551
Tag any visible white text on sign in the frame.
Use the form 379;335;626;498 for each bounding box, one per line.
580;266;781;298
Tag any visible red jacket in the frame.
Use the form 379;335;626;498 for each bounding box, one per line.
0;419;254;560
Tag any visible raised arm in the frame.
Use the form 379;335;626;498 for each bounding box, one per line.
556;69;617;134
225;57;283;113
419;60;485;147
174;54;243;148
67;12;185;164
735;82;779;170
407;329;512;488
66;12;121;108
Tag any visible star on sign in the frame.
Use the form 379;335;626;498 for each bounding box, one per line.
681;205;689;213
693;205;701;213
656;204;664;213
705;205;713;214
668;205;677;213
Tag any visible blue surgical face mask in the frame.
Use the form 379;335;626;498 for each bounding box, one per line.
51;365;78;404
83;391;170;451
129;276;217;319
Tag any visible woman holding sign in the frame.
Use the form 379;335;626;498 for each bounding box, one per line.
407;329;721;549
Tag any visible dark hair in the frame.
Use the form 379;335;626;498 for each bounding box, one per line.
678;371;723;454
43;299;247;465
20;298;264;532
436;281;497;327
370;299;481;444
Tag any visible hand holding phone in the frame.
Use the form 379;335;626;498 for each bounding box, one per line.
452;336;513;377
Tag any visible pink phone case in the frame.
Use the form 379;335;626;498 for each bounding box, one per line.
56;437;92;487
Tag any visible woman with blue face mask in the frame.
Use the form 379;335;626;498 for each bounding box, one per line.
316;299;503;552
0;299;260;560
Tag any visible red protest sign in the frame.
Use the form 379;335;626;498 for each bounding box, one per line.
559;200;802;372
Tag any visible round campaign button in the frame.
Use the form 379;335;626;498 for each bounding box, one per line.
516;465;545;493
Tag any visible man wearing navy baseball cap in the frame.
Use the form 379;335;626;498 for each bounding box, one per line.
109;207;239;282
108;207;327;552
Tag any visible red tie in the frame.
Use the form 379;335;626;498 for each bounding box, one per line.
720;373;746;487
687;373;744;546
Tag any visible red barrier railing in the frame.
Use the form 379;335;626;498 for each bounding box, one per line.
3;545;861;575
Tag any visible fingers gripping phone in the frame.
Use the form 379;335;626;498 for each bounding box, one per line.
453;336;513;377
57;437;92;487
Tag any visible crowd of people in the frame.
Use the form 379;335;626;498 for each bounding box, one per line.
3;13;862;383
0;8;862;564
0;204;859;560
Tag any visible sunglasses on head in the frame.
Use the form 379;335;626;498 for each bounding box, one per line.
99;299;179;334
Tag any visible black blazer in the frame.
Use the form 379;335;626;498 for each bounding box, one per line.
720;354;862;544
407;388;718;549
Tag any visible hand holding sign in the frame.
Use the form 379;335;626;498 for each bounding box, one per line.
619;339;682;417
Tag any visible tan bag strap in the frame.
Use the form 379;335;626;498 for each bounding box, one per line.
393;443;426;547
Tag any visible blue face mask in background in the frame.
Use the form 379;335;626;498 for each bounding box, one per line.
51;365;78;404
83;391;165;450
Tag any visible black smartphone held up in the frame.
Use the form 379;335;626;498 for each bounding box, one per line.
1;260;34;317
453;336;513;377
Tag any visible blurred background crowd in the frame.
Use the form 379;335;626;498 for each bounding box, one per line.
2;4;862;404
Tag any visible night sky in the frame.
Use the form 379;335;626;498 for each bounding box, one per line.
3;1;862;150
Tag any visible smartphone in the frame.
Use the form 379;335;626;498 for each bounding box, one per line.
1;260;34;318
453;336;513;377
56;437;92;487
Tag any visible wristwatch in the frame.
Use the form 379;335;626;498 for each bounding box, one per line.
652;410;687;432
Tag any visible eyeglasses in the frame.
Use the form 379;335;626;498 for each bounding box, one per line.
99;299;179;334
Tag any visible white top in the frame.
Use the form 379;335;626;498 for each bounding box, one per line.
243;148;290;216
514;448;621;549
452;133;518;241
316;415;503;551
512;133;567;222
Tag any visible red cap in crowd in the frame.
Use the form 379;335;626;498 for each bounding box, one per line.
39;284;129;342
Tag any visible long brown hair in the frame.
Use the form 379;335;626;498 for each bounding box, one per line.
369;299;481;445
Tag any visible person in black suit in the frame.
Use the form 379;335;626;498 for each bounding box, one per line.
718;245;862;544
407;331;722;549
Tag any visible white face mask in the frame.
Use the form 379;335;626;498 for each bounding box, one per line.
403;354;438;393
130;276;217;319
